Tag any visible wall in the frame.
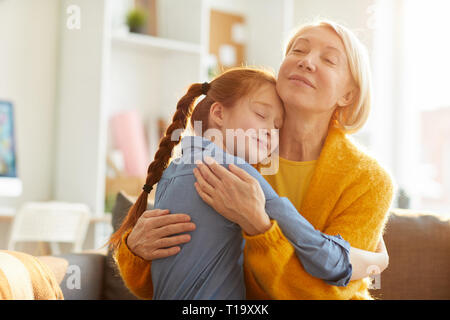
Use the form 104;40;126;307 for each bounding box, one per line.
0;0;61;246
0;0;60;208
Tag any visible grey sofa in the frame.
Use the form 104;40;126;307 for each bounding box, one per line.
57;192;450;300
58;191;144;300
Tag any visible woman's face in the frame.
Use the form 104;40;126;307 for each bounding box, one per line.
210;82;284;164
276;26;356;115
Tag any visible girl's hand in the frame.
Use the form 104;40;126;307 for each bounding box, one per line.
375;236;389;272
193;157;271;236
126;209;196;261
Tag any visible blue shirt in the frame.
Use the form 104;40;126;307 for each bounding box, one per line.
151;136;352;299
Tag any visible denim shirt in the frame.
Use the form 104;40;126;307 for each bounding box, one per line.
151;136;352;300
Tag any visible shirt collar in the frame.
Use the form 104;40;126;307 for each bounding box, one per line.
179;135;244;165
180;135;214;155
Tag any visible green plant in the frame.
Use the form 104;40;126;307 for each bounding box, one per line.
126;8;147;33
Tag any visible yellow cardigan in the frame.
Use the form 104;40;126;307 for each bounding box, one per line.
114;125;394;300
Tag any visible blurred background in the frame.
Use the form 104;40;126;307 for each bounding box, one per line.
0;0;449;251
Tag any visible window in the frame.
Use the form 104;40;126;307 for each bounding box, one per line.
367;0;450;215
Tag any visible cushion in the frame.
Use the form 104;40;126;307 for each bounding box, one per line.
58;252;105;300
370;209;450;300
0;250;64;300
102;191;153;300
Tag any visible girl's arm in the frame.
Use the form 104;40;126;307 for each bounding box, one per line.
350;236;389;281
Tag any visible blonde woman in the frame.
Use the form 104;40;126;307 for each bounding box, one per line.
114;20;393;300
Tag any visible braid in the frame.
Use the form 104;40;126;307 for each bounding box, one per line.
107;83;203;250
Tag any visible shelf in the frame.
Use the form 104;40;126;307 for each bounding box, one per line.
111;32;203;55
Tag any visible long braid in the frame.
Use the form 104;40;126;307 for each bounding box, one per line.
108;83;204;250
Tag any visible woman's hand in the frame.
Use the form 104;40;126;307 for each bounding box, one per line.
126;209;196;261
193;157;271;236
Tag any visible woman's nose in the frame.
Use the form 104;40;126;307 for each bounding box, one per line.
297;56;316;72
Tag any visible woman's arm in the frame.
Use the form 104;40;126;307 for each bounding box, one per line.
240;174;393;299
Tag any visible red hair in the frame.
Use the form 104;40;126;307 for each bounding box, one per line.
108;67;276;251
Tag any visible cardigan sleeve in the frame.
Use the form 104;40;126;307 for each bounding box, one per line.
240;162;352;286
242;170;394;300
113;229;154;300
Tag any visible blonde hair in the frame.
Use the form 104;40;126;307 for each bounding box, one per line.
284;19;372;134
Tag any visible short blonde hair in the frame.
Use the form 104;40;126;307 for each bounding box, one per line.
284;19;372;134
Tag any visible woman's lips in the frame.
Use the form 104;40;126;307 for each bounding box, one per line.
288;75;315;89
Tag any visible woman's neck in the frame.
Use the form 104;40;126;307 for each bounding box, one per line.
279;108;332;162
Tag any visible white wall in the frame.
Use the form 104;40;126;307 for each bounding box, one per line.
0;0;60;248
0;0;60;209
293;0;375;50
53;0;109;217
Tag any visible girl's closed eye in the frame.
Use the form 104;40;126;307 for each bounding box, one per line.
255;112;265;119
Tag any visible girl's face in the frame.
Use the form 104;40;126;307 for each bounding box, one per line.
276;26;356;116
210;82;284;164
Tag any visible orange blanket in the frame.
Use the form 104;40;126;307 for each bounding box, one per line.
0;250;63;300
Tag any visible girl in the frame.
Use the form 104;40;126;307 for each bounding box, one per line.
109;67;387;299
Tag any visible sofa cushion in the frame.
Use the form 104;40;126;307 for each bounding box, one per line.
58;252;105;300
370;209;450;300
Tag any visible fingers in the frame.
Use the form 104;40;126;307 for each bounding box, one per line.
202;157;237;182
155;234;191;249
229;163;254;182
376;236;387;253
142;209;170;218
152;233;194;259
156;221;196;238
151;246;181;260
148;213;192;229
195;159;222;187
194;182;214;205
193;167;215;196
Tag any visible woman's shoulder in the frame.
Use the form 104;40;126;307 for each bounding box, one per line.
324;127;394;189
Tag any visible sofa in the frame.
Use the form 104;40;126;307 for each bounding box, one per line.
39;192;450;299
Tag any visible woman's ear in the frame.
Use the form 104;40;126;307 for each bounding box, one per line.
209;102;225;128
337;86;358;108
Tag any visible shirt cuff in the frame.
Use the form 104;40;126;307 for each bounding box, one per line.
322;234;353;287
242;220;291;252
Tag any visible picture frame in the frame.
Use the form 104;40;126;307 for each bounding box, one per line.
0;100;18;178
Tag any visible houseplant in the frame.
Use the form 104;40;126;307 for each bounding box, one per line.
126;8;147;34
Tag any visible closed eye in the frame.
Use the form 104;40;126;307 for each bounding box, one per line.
255;112;265;119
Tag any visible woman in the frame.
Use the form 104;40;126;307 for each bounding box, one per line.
114;20;393;300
